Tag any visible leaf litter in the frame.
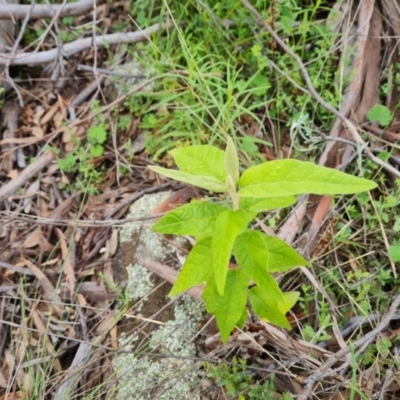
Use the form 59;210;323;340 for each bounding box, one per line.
1;1;400;399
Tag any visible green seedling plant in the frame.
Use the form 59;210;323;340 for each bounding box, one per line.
149;137;377;342
207;358;284;399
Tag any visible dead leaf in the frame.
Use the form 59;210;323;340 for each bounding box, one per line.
104;228;118;258
31;307;61;371
151;187;198;216
33;107;45;124
0;392;24;400
0;371;7;388
53;108;67;129
94;311;117;335
78;282;117;302
40;105;59;125
22;227;54;252
320;390;360;400
23;258;62;313
277;198;308;245
23;179;40;213
31;126;44;139
110;325;118;350
47;163;59;176
22;230;38;249
7;169;18;179
54;227;76;295
2;349;14;383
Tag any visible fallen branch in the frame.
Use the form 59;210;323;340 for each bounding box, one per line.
54;343;92;400
0;261;35;276
0;150;55;202
0;0;94;20
0;23;166;65
0;211;164;228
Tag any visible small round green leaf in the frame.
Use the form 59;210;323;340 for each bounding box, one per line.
367;105;392;127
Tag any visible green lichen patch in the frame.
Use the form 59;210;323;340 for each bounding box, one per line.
113;296;204;400
126;263;154;303
114;192;206;399
119;191;188;301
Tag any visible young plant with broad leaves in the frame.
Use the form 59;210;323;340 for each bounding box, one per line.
149;138;377;342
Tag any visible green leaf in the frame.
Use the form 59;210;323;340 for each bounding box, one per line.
239;196;297;212
153;202;227;237
250;73;271;96
90;144;104;157
148;166;227;193
224;137;240;184
58;153;76;173
212;210;250;295
251;43;262;57
234;234;287;301
88;124;107;144
202;275;217;314
239;160;377;198
367;105;392;127
248;287;290;329
251;267;285;302
202;270;249;342
280;291;300;314
169;238;213;297
234;230;307;273
236;307;248;329
389;244;400;262
170;145;226;182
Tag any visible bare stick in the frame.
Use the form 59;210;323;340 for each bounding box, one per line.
0;150;55;202
0;0;94;20
3;0;35;106
35;0;70;56
0;261;35;276
241;0;400;178
77;64;146;78
0;211;165;228
69;75;106;111
0;23;167;65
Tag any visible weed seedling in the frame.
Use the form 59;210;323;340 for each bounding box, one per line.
149;138;376;341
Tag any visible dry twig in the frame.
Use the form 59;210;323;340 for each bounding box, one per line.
0;150;55;202
0;0;93;20
0;23;168;65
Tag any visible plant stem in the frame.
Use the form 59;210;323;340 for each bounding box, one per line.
231;191;239;211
